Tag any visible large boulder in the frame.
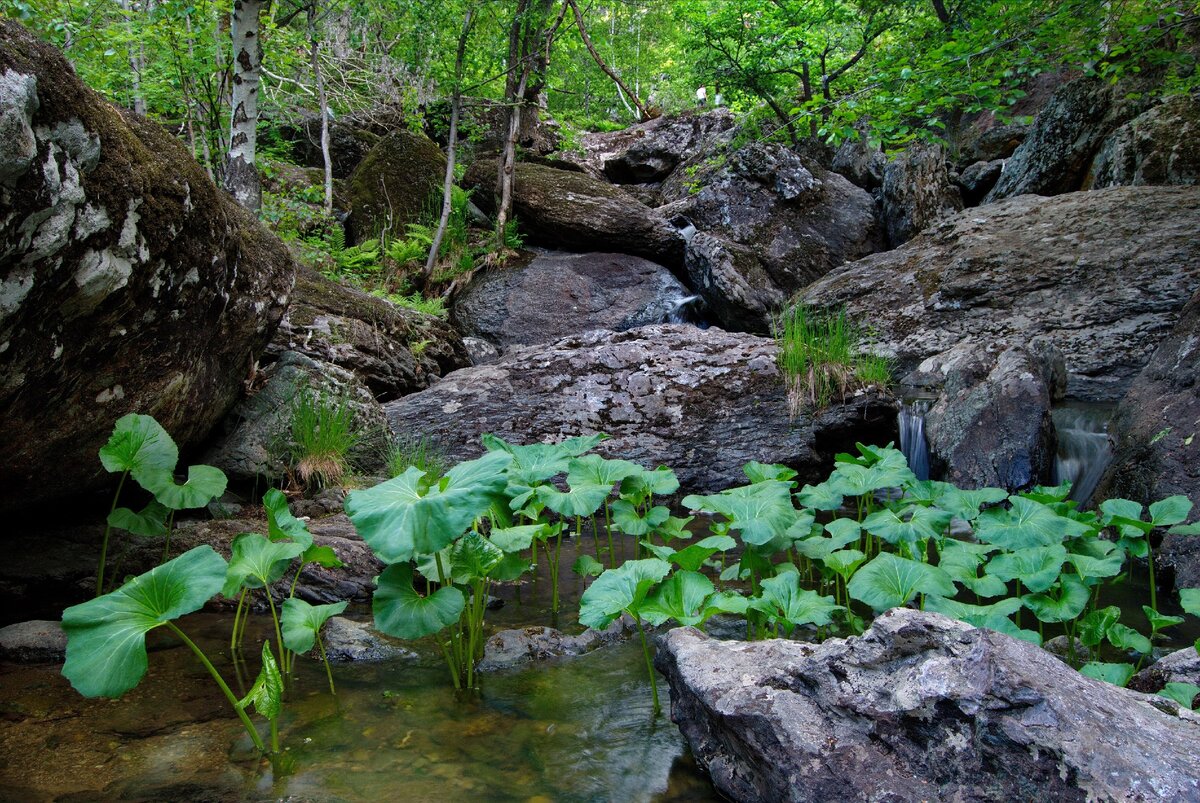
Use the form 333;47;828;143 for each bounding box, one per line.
985;73;1156;202
661;142;883;332
902;343;1058;491
0;22;295;513
463;159;685;268
656;609;1200;803
281;113;382;179
879;143;963;247
452;250;690;350
1086;93;1200;190
1098;286;1200;588
344;130;446;243
383;324;898;493
557;108;736;181
682;232;785;334
270;267;470;400
803;186;1200;402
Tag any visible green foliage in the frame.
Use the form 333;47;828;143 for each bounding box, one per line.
387;435;449;480
775;304;889;416
289;382;361;490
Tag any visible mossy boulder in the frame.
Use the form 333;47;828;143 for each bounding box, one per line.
345;130;446;244
1086;93;1200;189
0;21;295;512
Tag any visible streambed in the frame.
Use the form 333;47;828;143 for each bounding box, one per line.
0;535;718;802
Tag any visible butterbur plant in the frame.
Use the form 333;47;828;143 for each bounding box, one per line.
97;414;228;595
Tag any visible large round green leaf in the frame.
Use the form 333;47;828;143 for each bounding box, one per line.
566;453;642;488
373;563;464;640
641;570;716;627
863;505;952;547
682;481;796;546
984;545;1067;594
140;464;228;511
450;531;505;581
240;642;284;719
847;553;955;612
346;452;512;563
935;486;1007;521
974;497;1088;551
107;501;170;537
1021;575;1089;623
750;573;841;631
610;500;670;536
263;488;313;550
61;545;228;698
1150;495;1193;527
281;598;349;654
222;533;305;598
99;413;178;477
538;481;612;518
578;558;671;629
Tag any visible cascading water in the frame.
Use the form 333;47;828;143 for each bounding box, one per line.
899;398;932;481
663;294;709;327
1052;405;1115;506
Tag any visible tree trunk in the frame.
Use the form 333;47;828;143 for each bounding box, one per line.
226;0;266;212
120;0;147;115
307;5;333;214
425;6;476;284
566;0;649;120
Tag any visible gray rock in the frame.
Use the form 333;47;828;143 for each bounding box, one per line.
0;23;295;513
803;186;1200;402
1087;93;1200;190
985;73;1156;202
477;616;634;671
318;616;417;663
962;122;1028;164
955;159;1004;206
660;142;883;331
383;324;899;494
879;143;963;247
656;609;1200;803
1130;645;1200;694
0;619;66;663
204;350;389;485
558;108;736;180
682;233;785;334
268;267;470;402
463;159;685;269
832;127;886;191
453;250;689;349
1098;286;1200;587
281;112;381;179
902;343;1057;491
462;336;500;365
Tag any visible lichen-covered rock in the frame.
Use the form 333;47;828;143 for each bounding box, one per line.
557;108;736;181
831;127;886;191
345;129;446;243
281;112;381;179
478;617;634;671
463;159;685;268
879;143;963;246
656;609;1200;803
270;267;469;400
803;187;1200;402
0;21;295;513
383;324;898;493
453;250;689;350
660;142;883;331
203;350;389;484
318;616;418;663
1087;93;1200;189
955;159;1004;206
902;343;1057;491
985;73;1156;202
1098;286;1200;588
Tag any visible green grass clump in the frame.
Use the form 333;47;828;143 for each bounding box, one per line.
775;304;890;416
289;383;361;490
386;435;448;480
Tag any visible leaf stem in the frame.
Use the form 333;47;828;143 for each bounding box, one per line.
634;615;660;715
165;621;266;753
97;470;129;596
316;632;336;695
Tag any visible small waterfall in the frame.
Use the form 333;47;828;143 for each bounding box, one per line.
899;398;932;481
663;295;709;327
1052;405;1115;506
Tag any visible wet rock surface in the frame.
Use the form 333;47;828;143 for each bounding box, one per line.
464;159;685;269
383;324;898;493
1098;286;1200;588
803;186;1200;402
478;616;634;671
453;250;689;350
318;616;417;663
0;21;295;513
656;609;1200;803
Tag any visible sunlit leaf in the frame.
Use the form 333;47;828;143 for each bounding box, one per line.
373;563;464;639
578;559;671;629
240;642;283;719
641;570;716;626
1021;575;1089;623
847;553;954;612
984;545;1067;594
222;533;305;597
1158;682;1200;710
975;497;1088;550
281;598;348;654
140;464;228;511
99;413;177;477
263;488;313;550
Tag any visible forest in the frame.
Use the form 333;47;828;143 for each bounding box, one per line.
2;1;1200;801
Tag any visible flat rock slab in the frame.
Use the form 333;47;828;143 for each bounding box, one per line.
656;609;1200;802
803;186;1200;401
384;324;898;493
0;619;66;663
478;616;634;671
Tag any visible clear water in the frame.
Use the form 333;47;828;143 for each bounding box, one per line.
0;534;720;802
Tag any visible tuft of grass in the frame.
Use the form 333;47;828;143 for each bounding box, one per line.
289;383;361;491
386;435;447;481
370;289;447;318
775;304;890;417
